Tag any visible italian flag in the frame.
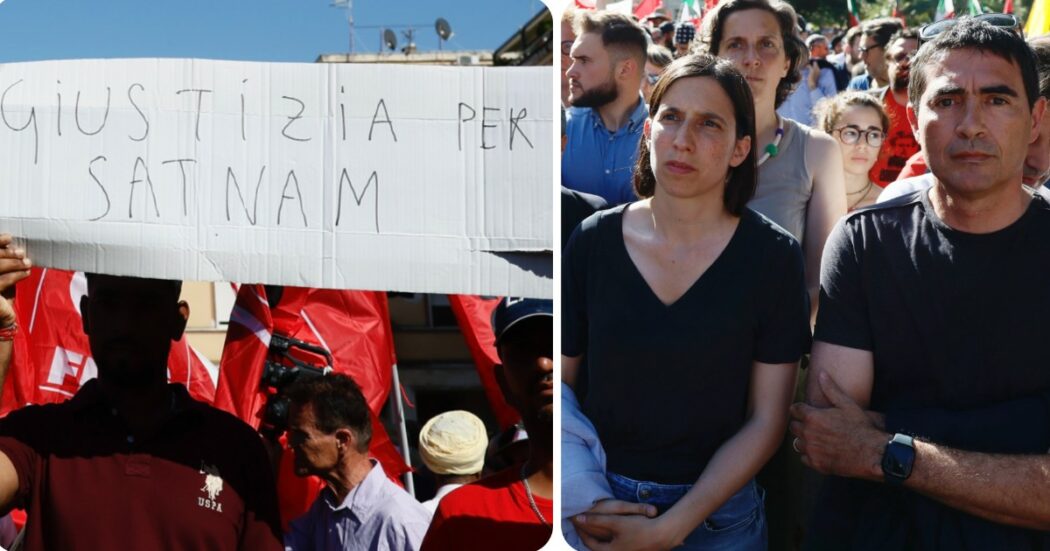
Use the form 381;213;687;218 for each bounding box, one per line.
847;0;861;26
679;0;702;28
935;0;983;20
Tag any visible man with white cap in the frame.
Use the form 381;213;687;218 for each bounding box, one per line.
417;410;487;514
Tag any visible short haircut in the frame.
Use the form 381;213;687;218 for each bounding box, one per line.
574;11;649;68
831;33;845;50
286;373;373;452
647;44;674;68
845;25;862;46
560;4;577;27
84;273;182;302
813;91;890;136
807;34;828;49
633;54;758;214
909;19;1039;114
885;27;919;56
1028;34;1050;100
695;0;806;109
862;17;905;49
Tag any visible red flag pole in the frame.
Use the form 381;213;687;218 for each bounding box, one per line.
389;362;415;497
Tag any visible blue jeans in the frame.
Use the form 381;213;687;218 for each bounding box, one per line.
607;472;767;550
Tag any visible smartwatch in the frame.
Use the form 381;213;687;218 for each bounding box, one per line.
881;433;915;485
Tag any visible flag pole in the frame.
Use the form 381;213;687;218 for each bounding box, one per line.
390;362;415;496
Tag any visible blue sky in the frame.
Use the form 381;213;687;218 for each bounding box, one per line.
0;0;551;63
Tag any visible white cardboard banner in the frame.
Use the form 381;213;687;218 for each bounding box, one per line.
0;58;552;298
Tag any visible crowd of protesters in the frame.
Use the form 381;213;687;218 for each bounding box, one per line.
562;0;1050;549
0;244;553;551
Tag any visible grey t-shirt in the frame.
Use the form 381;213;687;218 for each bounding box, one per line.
748;117;816;243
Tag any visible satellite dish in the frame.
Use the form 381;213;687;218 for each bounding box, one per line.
383;28;398;51
435;18;453;50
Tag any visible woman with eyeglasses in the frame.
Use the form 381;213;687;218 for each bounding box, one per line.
814;92;889;210
695;0;846;320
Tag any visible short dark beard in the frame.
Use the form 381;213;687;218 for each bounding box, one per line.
891;71;909;92
570;77;619;109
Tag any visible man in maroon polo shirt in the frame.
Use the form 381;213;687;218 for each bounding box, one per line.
0;246;282;550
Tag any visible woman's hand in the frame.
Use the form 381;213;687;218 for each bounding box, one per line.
572;499;670;549
575;509;681;551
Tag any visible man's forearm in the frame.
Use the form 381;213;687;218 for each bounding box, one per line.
907;439;1050;530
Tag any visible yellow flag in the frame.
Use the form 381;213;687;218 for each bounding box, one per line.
1026;0;1050;36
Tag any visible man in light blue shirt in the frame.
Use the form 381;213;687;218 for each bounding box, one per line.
283;374;431;551
778;35;838;127
562;10;649;206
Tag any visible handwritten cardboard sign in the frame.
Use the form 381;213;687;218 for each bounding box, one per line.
0;58;552;298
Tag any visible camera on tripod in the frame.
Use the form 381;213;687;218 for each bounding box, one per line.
259;333;333;437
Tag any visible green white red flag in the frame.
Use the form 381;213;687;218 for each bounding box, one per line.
935;0;983;20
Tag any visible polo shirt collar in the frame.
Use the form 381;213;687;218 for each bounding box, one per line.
323;459;387;519
67;379;205;422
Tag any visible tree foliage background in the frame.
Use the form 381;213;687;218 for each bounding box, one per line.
792;0;1028;31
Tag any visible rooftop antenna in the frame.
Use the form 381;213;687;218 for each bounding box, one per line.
435;18;453;51
401;28;417;54
330;0;354;54
382;28;398;53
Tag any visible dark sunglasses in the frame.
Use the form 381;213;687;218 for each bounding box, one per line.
919;13;1021;46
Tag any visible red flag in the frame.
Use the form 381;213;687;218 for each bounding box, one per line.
634;0;662;20
214;285;409;527
447;295;520;430
4;268;216;415
1004;0;1014;13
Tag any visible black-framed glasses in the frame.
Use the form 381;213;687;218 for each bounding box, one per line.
919;13;1021;46
858;43;883;56
835;125;886;147
561;40;573;56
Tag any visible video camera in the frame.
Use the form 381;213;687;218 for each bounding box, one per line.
259;333;333;438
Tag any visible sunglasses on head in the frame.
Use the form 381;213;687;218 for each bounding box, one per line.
918;13;1021;46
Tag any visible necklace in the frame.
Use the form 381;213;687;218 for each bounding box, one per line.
847;179;874;210
520;464;550;527
757;116;785;167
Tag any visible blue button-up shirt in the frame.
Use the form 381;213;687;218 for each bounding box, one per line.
562;98;648;206
285;461;431;551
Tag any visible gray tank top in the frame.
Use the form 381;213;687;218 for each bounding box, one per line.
747;118;814;243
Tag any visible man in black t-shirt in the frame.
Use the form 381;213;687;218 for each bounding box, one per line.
789;20;1050;549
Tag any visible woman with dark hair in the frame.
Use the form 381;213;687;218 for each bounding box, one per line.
696;0;846;316
563;54;810;550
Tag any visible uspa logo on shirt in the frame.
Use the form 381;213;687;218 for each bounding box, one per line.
198;463;225;513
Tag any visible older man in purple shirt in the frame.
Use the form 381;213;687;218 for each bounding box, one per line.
282;374;431;551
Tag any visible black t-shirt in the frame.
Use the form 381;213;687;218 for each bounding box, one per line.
562;187;608;250
809;190;1050;549
563;204;810;485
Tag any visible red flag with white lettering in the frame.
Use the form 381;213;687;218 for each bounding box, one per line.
213;285;409;528
448;295;520;430
3;268;217;415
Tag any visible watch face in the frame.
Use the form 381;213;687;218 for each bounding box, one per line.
882;440;915;481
